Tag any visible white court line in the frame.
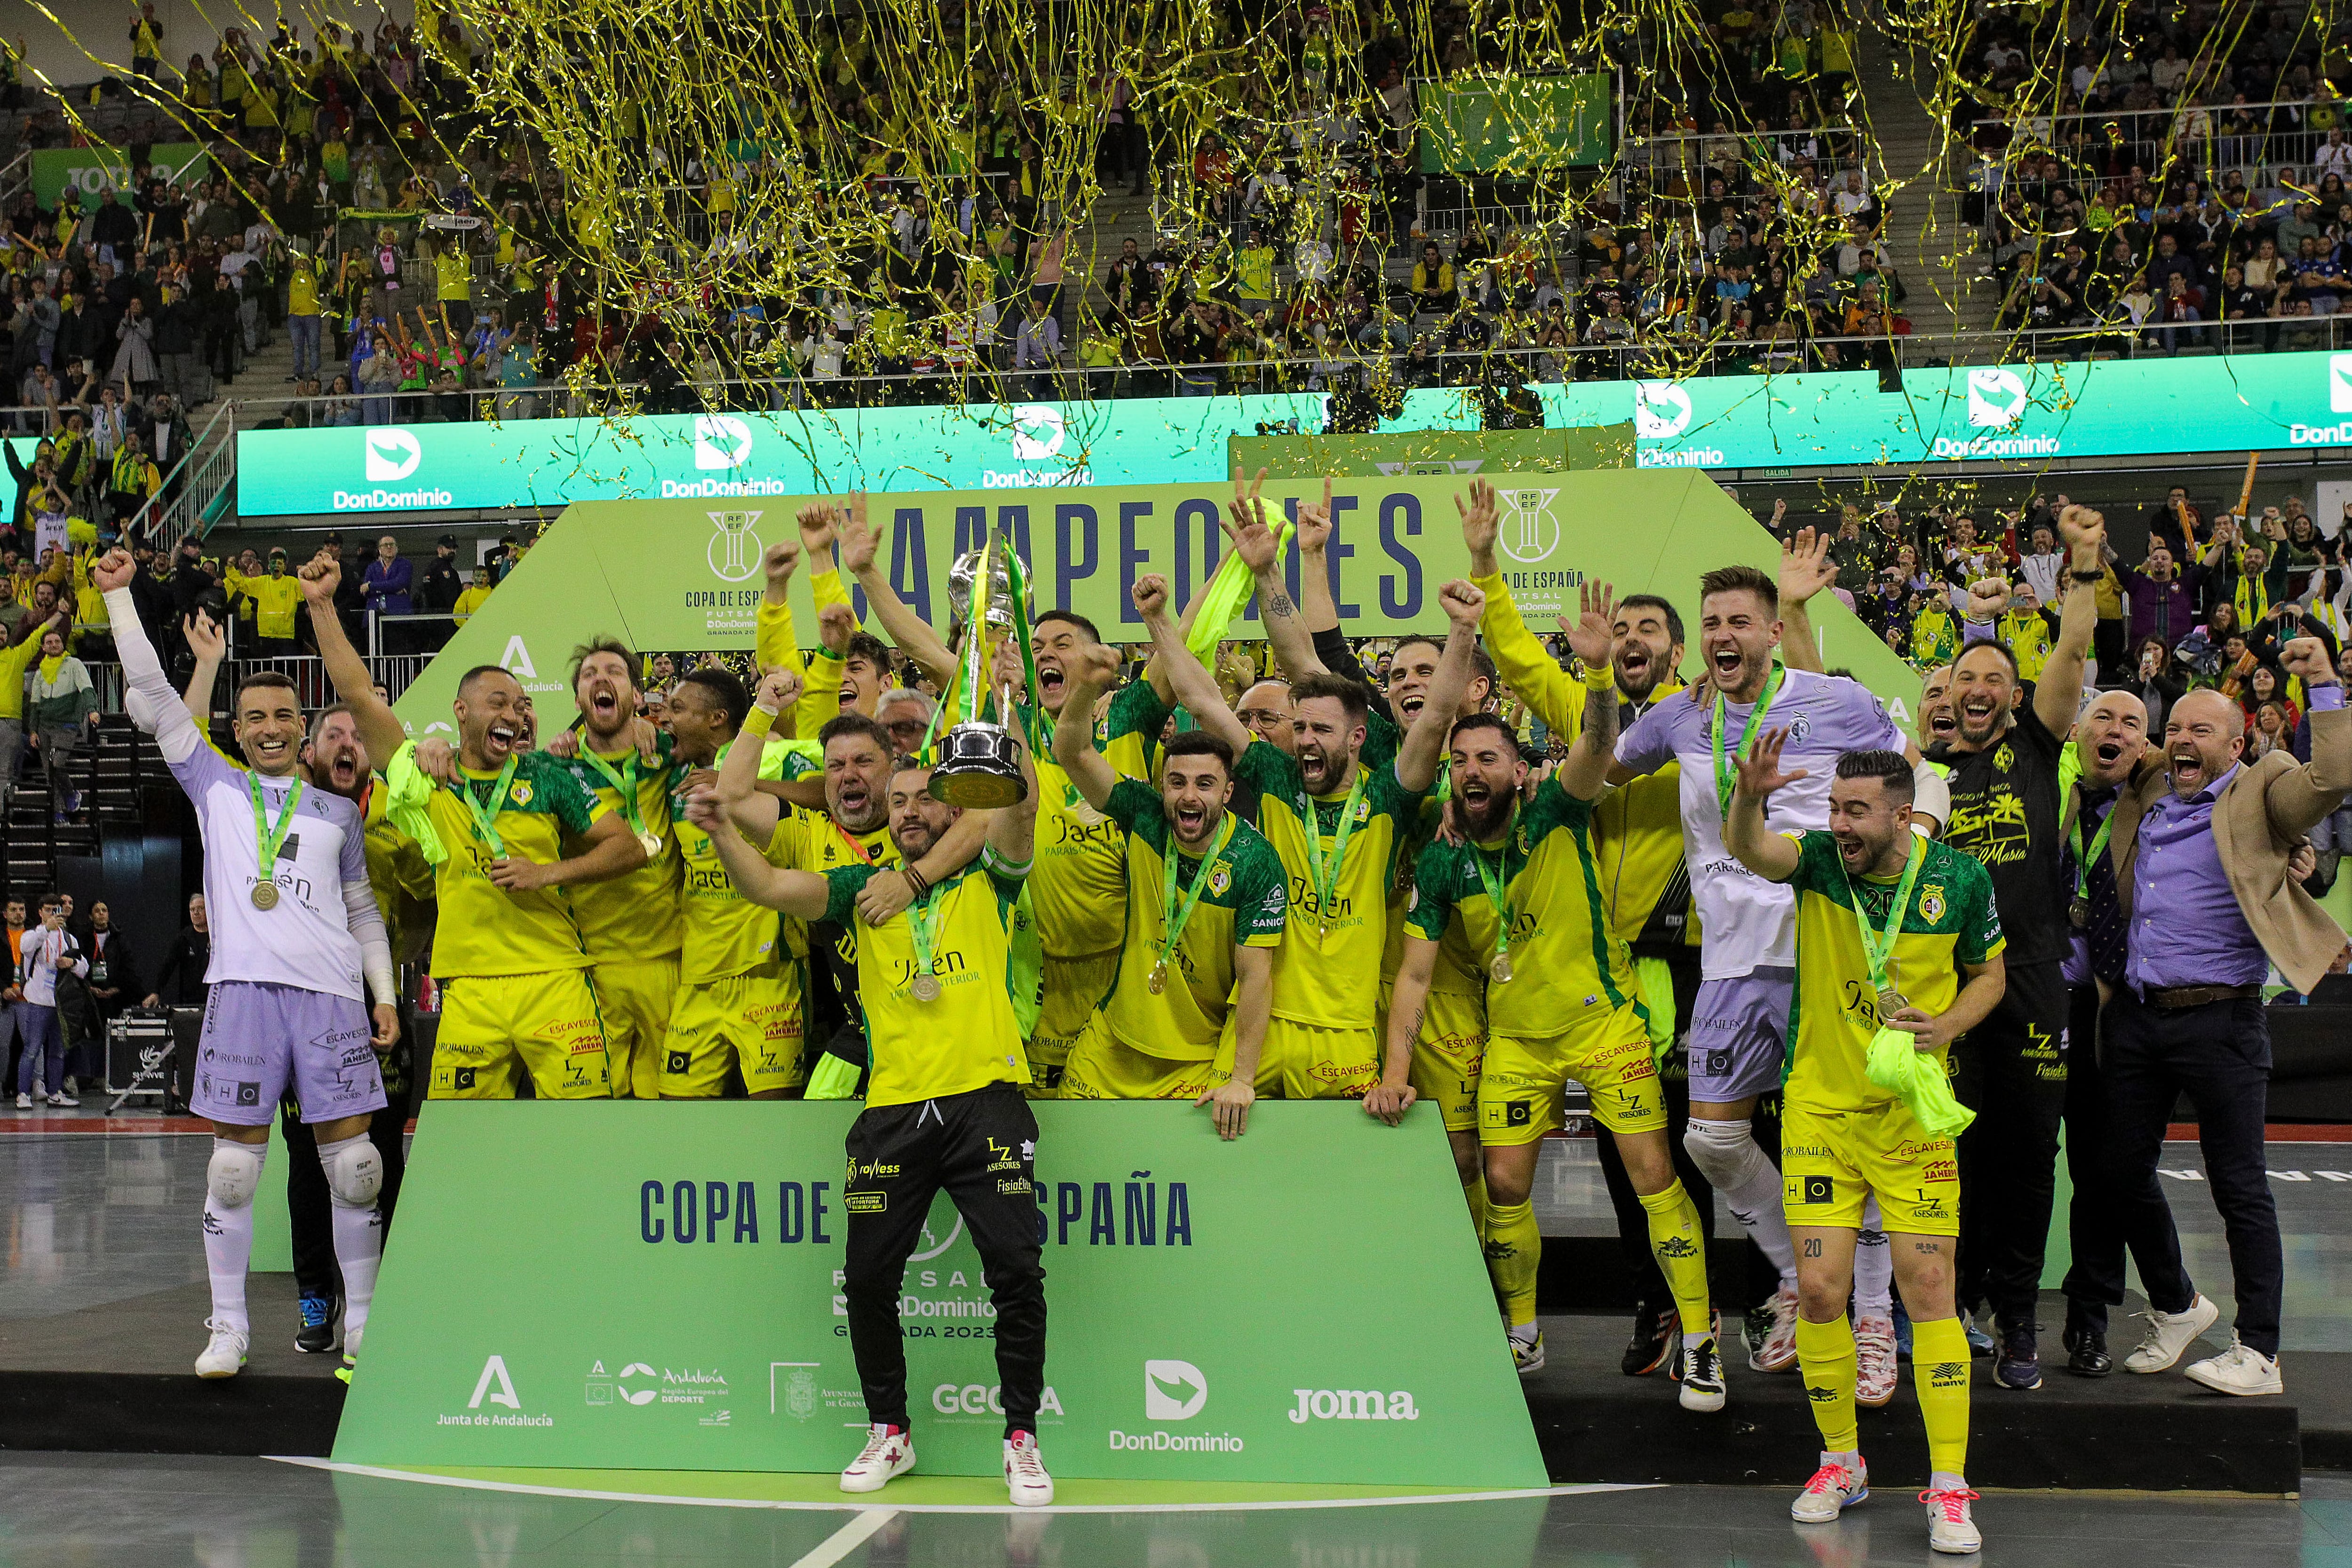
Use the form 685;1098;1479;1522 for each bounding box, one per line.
269;1457;1654;1515
791;1508;897;1566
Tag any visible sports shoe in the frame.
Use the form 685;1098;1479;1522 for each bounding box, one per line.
1993;1321;2041;1391
46;1090;77;1107
1509;1326;1546;1376
2064;1318;2113;1377
2125;1293;2219;1374
1753;1286;1800;1371
1003;1429;1053;1506
1678;1333;1727;1412
1963;1316;1995;1358
1791;1455;1869;1522
337;1323;364;1385
1621;1297;1673;1376
295;1296;338;1354
840;1423;917;1492
1855;1314;1898;1408
1922;1486;1982;1553
195;1318;248;1379
13;1092;28;1109
2185;1334;2283;1396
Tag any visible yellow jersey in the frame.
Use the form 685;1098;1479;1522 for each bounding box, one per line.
359;780;437;967
421;754;606;979
1099;782;1287;1059
824;852;1033;1106
665;740;796;983
1025;679;1165;960
1784;832;2003;1112
1406;780;1635;1039
231;571;305;640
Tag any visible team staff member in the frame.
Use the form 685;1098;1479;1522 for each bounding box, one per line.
302;558;646;1098
1724;742;2005;1556
690;747;1053;1506
829;493;1138;1095
554;638;682;1099
1923;504;2101;1391
230;549;305;659
1051;605;1286;1125
1381;586;1722;1399
2100;640;2352;1397
95;550;400;1386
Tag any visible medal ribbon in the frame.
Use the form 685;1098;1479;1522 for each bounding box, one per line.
2068;799;2114;900
1468;809;1518;973
1298;768;1367;930
832;819;880;866
1156;812;1234;979
1841;835;1927;998
904;878;947;993
579;745;647;838
1710;662;1786;818
449;756;520;857
250;773;304;882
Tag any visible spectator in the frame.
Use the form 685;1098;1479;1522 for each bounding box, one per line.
143;892;212;1009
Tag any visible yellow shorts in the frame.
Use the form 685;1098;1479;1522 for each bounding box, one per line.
1216;1016;1377;1099
1781;1099;1960;1236
1026;950;1119;1098
431;970;610;1099
591;956;679;1100
1061;1011;1225;1100
1406;986;1486;1132
661;961;806;1098
1478;1002;1663;1146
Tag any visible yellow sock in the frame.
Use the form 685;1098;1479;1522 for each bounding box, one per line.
1463;1170;1489;1241
1795;1314;1859;1454
1911;1316;1972;1477
1483;1199;1541;1327
1637;1180;1714;1337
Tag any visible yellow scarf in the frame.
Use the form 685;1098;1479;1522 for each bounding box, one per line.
37;653;64;682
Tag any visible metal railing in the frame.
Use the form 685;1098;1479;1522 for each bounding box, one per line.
1974;95;2337;187
141;400;238;556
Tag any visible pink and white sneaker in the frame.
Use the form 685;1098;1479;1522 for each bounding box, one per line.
840;1423;916;1493
1791;1454;1869;1523
1856;1314;1899;1408
1755;1286;1802;1371
1922;1485;1982;1553
1004;1429;1054;1506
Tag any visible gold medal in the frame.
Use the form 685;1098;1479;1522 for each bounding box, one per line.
1491;951;1513;984
1876;986;1906;1017
2069;897;2090;929
910;972;942;1002
638;829;663;859
1146;963;1168;995
250;881;279;911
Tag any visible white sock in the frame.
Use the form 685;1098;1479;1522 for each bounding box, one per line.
1507;1320;1538;1346
317;1133;384;1344
1930;1469;1967;1495
1692;1120;1799;1288
202;1140;262;1335
1854;1202;1893;1320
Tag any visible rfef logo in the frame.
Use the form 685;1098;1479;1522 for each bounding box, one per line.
693;414;755;470
1144;1359;1208;1421
364;428;422;482
1495;486;1562;565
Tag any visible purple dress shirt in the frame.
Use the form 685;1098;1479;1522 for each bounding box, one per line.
2125;762;2270;993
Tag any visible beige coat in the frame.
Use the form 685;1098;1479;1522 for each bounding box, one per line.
2110;704;2352;995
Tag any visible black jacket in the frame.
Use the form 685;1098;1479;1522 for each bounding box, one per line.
148;924;209;1006
80;925;141;1002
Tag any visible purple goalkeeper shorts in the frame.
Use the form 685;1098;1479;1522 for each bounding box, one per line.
191;979;388;1127
1686;966;1795;1105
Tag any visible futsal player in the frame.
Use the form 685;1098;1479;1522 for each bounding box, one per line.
302;557;646;1098
1724;742;2005;1554
687;745;1052;1505
1049;622;1287;1129
556;638;682;1099
95;550;400;1383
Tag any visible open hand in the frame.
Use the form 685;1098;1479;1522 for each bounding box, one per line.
1455;478;1498;561
1293;476;1335;553
1557;577;1616;670
1732;725;1809;802
1779;525;1838;608
1221;465;1279;573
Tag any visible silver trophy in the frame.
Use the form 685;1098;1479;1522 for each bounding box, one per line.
929;534;1033;809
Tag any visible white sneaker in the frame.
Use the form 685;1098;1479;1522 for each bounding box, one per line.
1922;1485;1982;1553
1855;1314;1899;1408
337;1321;365;1385
194;1318;248;1378
2185;1334;2283;1396
47;1091;77;1107
1754;1285;1800;1371
1003;1430;1054;1506
1509;1326;1545;1375
13;1092;28;1109
1678;1332;1727;1412
839;1423;916;1493
2124;1293;2220;1374
1791;1454;1869;1522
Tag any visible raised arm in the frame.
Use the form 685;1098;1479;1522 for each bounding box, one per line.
1136;573;1252;755
985;731;1040;868
1557;579;1621;802
680;786;832;916
1396;580;1485;793
1776;526;1836;675
1227;465;1323;681
717;666;797;840
179;607;224;729
2033;504;2106;737
1463;479;1585;740
1050;642;1124;812
2267;637;2352;837
1723;725;1806;882
836;491;954;687
93;550;201;762
297;554;406;766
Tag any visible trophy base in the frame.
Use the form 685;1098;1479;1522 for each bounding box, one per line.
929;766;1028;809
929;721;1028;808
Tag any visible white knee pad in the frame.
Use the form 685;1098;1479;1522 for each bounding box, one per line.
206;1139;265;1210
1683;1117;1770;1189
319;1135;383;1209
